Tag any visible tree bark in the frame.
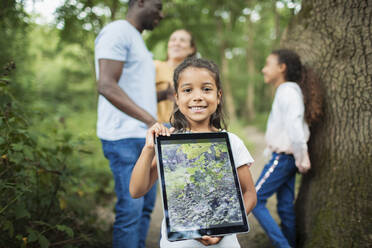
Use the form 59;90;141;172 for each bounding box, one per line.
273;0;280;43
109;0;119;21
221;45;237;123
244;45;256;120
242;0;256;121
244;22;256;121
217;18;237;122
244;51;256;121
281;0;372;247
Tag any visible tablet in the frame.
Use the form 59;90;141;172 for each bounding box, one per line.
155;132;249;242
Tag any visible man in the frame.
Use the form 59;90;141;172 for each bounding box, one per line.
94;0;163;247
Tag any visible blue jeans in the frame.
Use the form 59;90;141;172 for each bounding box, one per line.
252;152;297;248
101;138;157;248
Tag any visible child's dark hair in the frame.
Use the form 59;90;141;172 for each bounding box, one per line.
128;0;136;7
272;49;323;125
170;57;227;131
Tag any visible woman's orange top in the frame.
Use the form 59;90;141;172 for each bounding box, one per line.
154;60;174;123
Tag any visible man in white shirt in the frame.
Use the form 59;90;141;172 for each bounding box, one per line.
94;0;163;247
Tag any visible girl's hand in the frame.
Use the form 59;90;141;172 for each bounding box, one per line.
145;123;172;149
296;153;311;174
196;236;223;246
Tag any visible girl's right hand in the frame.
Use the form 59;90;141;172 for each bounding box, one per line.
296;152;311;174
145;123;173;149
196;236;223;246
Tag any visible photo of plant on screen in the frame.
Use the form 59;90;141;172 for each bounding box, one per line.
161;139;243;232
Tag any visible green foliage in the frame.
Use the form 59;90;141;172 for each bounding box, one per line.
0;0;29;69
53;0;300;123
0;63;111;247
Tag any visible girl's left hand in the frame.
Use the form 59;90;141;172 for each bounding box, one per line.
196;236;223;246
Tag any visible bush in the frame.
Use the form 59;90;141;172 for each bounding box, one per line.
0;62;111;248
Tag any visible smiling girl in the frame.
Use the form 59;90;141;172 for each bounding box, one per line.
130;57;257;247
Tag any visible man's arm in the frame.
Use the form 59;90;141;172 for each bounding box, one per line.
157;83;174;103
97;59;157;127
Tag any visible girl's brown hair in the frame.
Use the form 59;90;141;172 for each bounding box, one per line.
170;57;227;131
272;49;323;125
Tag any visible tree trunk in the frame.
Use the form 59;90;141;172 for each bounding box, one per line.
217;18;237;122
221;46;237;122
109;0;119;21
244;20;256;121
281;0;372;247
273;0;280;43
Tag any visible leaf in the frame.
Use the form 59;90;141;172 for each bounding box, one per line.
27;228;38;242
56;224;74;238
9;152;23;164
32;220;52;228
59;197;67;210
23;146;34;160
0;136;5;145
15;203;30;219
8;117;15;124
11;143;23;151
38;234;50;248
2;220;14;237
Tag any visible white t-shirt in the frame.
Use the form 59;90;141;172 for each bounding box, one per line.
160;132;254;248
264;82;310;169
94;20;157;140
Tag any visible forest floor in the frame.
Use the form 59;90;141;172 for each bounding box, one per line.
145;125;276;248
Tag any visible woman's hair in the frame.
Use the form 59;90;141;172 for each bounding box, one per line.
170;57;227;131
272;49;323;125
182;29;197;58
128;0;136;7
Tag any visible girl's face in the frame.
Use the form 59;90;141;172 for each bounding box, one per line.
167;30;195;61
175;67;221;130
261;54;286;85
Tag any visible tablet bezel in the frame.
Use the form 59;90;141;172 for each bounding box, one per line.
155;132;249;242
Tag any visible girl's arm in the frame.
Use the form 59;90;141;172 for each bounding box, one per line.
281;87;310;173
237;164;257;214
129;123;171;198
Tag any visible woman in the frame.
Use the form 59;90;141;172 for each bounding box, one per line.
253;49;322;248
155;29;197;124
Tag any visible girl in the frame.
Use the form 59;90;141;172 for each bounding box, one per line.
130;57;257;247
252;49;323;248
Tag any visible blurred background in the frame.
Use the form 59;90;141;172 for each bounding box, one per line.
0;0;306;247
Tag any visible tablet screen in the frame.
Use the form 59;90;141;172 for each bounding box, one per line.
155;132;249;241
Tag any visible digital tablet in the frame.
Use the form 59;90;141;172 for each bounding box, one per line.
155;132;249;242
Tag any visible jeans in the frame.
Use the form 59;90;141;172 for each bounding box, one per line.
252;152;297;248
102;138;157;248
